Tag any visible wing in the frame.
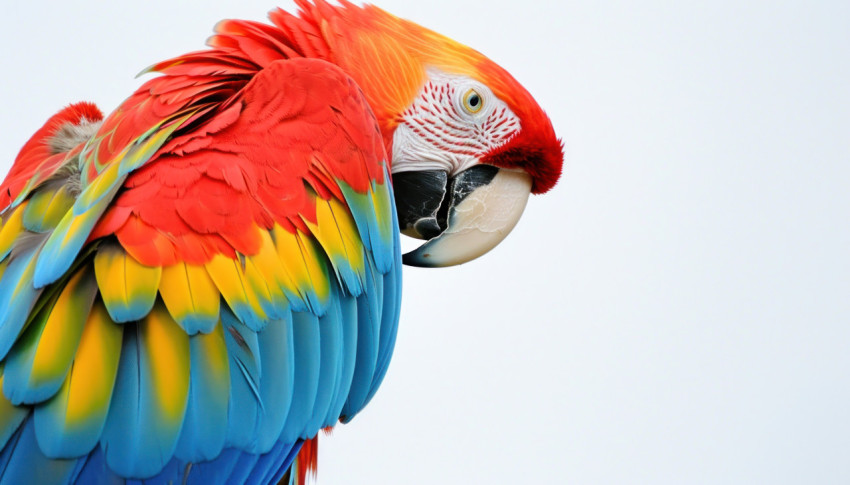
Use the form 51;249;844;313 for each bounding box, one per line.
0;55;401;483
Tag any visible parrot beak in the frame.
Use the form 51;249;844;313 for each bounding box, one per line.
394;165;532;267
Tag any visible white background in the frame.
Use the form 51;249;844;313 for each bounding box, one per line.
2;1;849;483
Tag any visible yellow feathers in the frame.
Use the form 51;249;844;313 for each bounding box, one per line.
29;267;97;393
94;243;162;322
159;262;220;334
271;225;330;314
141;303;190;426
304;196;366;295
34;299;124;458
22;185;75;233
93;209;364;332
59;300;123;428
0;203;26;258
205;253;270;330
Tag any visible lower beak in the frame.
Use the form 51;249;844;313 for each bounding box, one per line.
393;165;532;268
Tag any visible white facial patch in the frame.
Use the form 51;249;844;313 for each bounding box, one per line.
391;68;521;176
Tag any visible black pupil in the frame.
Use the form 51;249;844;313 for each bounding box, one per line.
469;94;480;107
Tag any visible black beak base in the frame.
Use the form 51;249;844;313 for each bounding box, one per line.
393;165;499;241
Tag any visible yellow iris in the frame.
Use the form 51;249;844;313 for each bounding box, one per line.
463;88;484;114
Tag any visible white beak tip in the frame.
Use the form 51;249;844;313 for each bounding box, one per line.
402;169;532;268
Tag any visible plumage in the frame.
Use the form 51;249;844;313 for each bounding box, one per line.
0;205;26;260
100;304;190;478
205;253;272;331
158;261;221;334
93;243;161;323
279;311;321;445
4;267;97;405
33;300;123;458
0;372;27;450
0;1;563;483
175;324;231;461
251;313;295;454
22;185;75;234
0;248;42;360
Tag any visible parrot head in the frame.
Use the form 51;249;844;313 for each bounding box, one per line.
316;2;564;267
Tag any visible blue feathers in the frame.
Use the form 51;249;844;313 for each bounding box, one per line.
341;256;383;420
0;207;403;483
252;314;295;453
175;326;230;462
364;207;404;407
100;314;190;479
323;289;358;428
32;188;118;289
222;308;263;449
0;418;78;485
66;439;303;485
0;248;42;360
280;312;321;444
307;288;344;433
0;128;404;485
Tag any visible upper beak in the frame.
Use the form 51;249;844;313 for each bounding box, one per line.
393;165;532;267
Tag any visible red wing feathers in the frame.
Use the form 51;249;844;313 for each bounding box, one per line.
0;5;401;481
91;59;385;266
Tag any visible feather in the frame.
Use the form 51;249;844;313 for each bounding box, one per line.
340;252;383;421
248;230;301;312
323;285;358;427
222;308;262;449
182;449;242;485
338;176;395;273
244;439;294;485
158;261;221;334
271;226;330;316
266;441;304;485
70;446;115;484
33;300;123;458
101;303;190;478
364;203;404;406
0;418;78;485
304;196;365;297
116;117;192;177
279;311;320;444
4;266;97;404
205;254;269;331
252;315;295;453
0;205;26;260
0;370;28;449
21;185;74;234
220;452;261;485
94;243;161;323
295;436;318;485
0;247;42;360
174;323;230;462
304;287;343;434
33;110;195;289
370;175;397;271
33;192;118;288
243;257;290;321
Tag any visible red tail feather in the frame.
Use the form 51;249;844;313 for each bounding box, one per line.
296;437;318;485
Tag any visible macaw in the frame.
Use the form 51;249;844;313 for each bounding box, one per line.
0;1;562;483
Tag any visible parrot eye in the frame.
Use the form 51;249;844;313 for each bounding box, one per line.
462;89;483;114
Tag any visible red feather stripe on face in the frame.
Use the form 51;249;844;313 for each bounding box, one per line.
479;112;564;194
